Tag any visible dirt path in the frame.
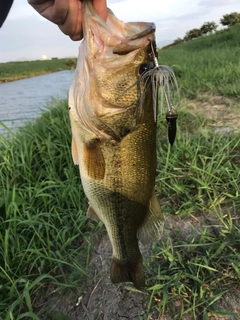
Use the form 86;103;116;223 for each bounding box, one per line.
185;95;240;133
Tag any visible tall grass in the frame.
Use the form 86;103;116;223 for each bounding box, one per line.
0;100;95;319
159;24;240;98
149;111;240;318
156;112;240;217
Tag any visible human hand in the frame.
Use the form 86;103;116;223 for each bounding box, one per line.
28;0;108;40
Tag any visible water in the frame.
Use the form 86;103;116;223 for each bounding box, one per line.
0;70;75;136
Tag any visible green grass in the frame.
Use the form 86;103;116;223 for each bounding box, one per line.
156;111;240;217
146;227;240;319
0;58;77;82
0;98;239;319
158;24;240;98
0;100;95;319
145;111;240;319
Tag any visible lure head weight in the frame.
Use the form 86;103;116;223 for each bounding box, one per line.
166;107;178;146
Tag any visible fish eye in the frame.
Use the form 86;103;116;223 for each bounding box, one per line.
138;63;152;76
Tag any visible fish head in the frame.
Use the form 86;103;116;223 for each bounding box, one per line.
82;1;156;84
71;0;157;138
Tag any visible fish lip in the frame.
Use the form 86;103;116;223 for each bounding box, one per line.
112;23;155;55
127;23;156;40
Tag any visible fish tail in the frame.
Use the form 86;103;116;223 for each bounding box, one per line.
110;257;145;289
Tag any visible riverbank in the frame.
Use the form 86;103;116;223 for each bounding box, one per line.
0;58;77;83
0;69;74;137
0;70;62;83
0;70;70;83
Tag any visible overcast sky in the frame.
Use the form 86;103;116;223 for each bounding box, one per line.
0;0;239;62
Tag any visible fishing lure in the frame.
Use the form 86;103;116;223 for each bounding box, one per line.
139;41;179;146
166;107;178;146
117;41;179;146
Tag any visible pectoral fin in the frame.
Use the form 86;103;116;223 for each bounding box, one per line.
137;192;164;245
83;141;105;180
71;137;79;165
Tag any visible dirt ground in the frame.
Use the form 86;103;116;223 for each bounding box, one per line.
185;95;240;133
38;96;240;320
40;214;240;320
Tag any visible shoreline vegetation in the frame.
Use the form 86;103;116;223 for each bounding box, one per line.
0;24;240;319
0;70;63;83
0;57;77;83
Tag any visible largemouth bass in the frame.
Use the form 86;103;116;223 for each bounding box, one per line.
69;0;168;289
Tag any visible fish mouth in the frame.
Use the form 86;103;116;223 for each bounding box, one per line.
83;0;156;57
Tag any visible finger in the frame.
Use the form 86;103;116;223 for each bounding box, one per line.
58;0;83;40
93;0;108;21
28;0;69;25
